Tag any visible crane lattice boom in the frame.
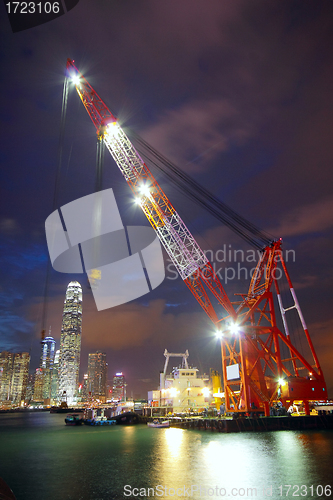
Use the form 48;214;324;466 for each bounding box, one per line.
66;59;235;320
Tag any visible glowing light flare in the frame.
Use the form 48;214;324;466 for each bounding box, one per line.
278;378;286;386
202;387;210;397
229;322;240;335
169;387;179;398
106;121;120;138
134;183;152;205
70;73;81;86
138;183;151;197
215;329;223;339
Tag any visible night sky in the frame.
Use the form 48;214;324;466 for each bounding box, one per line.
1;0;333;399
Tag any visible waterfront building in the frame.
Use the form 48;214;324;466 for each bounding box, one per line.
11;352;30;405
106;379;113;400
79;373;89;403
0;351;14;402
58;281;82;406
40;332;56;401
148;350;210;412
50;349;60;405
0;351;30;406
25;373;34;403
112;372;125;401
33;368;44;401
88;351;107;403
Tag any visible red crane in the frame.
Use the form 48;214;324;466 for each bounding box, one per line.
65;59;327;415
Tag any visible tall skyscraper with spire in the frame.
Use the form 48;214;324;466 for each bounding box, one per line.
40;331;56;401
58;281;82;406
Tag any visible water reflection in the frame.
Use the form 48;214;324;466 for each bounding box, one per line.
164;427;184;458
0;414;332;500
151;429;333;498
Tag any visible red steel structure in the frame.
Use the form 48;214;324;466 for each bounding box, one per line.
65;59;327;415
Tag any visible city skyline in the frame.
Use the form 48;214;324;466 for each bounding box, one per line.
0;278;133;406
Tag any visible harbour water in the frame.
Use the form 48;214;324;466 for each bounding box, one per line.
0;412;332;500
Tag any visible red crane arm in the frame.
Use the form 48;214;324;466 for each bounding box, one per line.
66;59;236;322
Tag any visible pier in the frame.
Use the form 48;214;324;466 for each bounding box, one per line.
144;414;333;433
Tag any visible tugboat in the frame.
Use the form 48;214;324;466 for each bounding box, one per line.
65;413;83;426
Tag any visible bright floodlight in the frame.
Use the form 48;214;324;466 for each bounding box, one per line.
229;322;240;335
106;122;119;138
139;183;150;197
71;74;81;86
202;387;210;397
278;378;286;386
215;330;223;339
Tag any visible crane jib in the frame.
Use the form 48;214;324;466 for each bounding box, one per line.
64;59;327;415
66;59;236;320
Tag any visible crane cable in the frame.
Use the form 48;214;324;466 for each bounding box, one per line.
129;131;275;250
40;75;69;341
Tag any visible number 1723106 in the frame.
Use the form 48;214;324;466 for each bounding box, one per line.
277;485;331;496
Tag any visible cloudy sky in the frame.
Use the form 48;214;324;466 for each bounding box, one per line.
1;0;333;398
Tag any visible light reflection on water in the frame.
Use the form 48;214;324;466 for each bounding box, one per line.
0;413;332;500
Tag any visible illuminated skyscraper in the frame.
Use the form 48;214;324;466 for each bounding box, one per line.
88;351;107;402
40;332;56;400
11;353;30;405
58;281;82;405
0;352;14;402
112;372;125;401
0;352;30;405
50;349;60;404
33;368;44;401
25;373;34;403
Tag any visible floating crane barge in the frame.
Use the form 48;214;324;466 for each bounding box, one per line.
64;59;327;417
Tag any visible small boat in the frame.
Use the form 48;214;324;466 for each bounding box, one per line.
65;413;83;426
84;418;117;426
147;419;170;428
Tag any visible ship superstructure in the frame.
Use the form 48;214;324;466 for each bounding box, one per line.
148;350;209;412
